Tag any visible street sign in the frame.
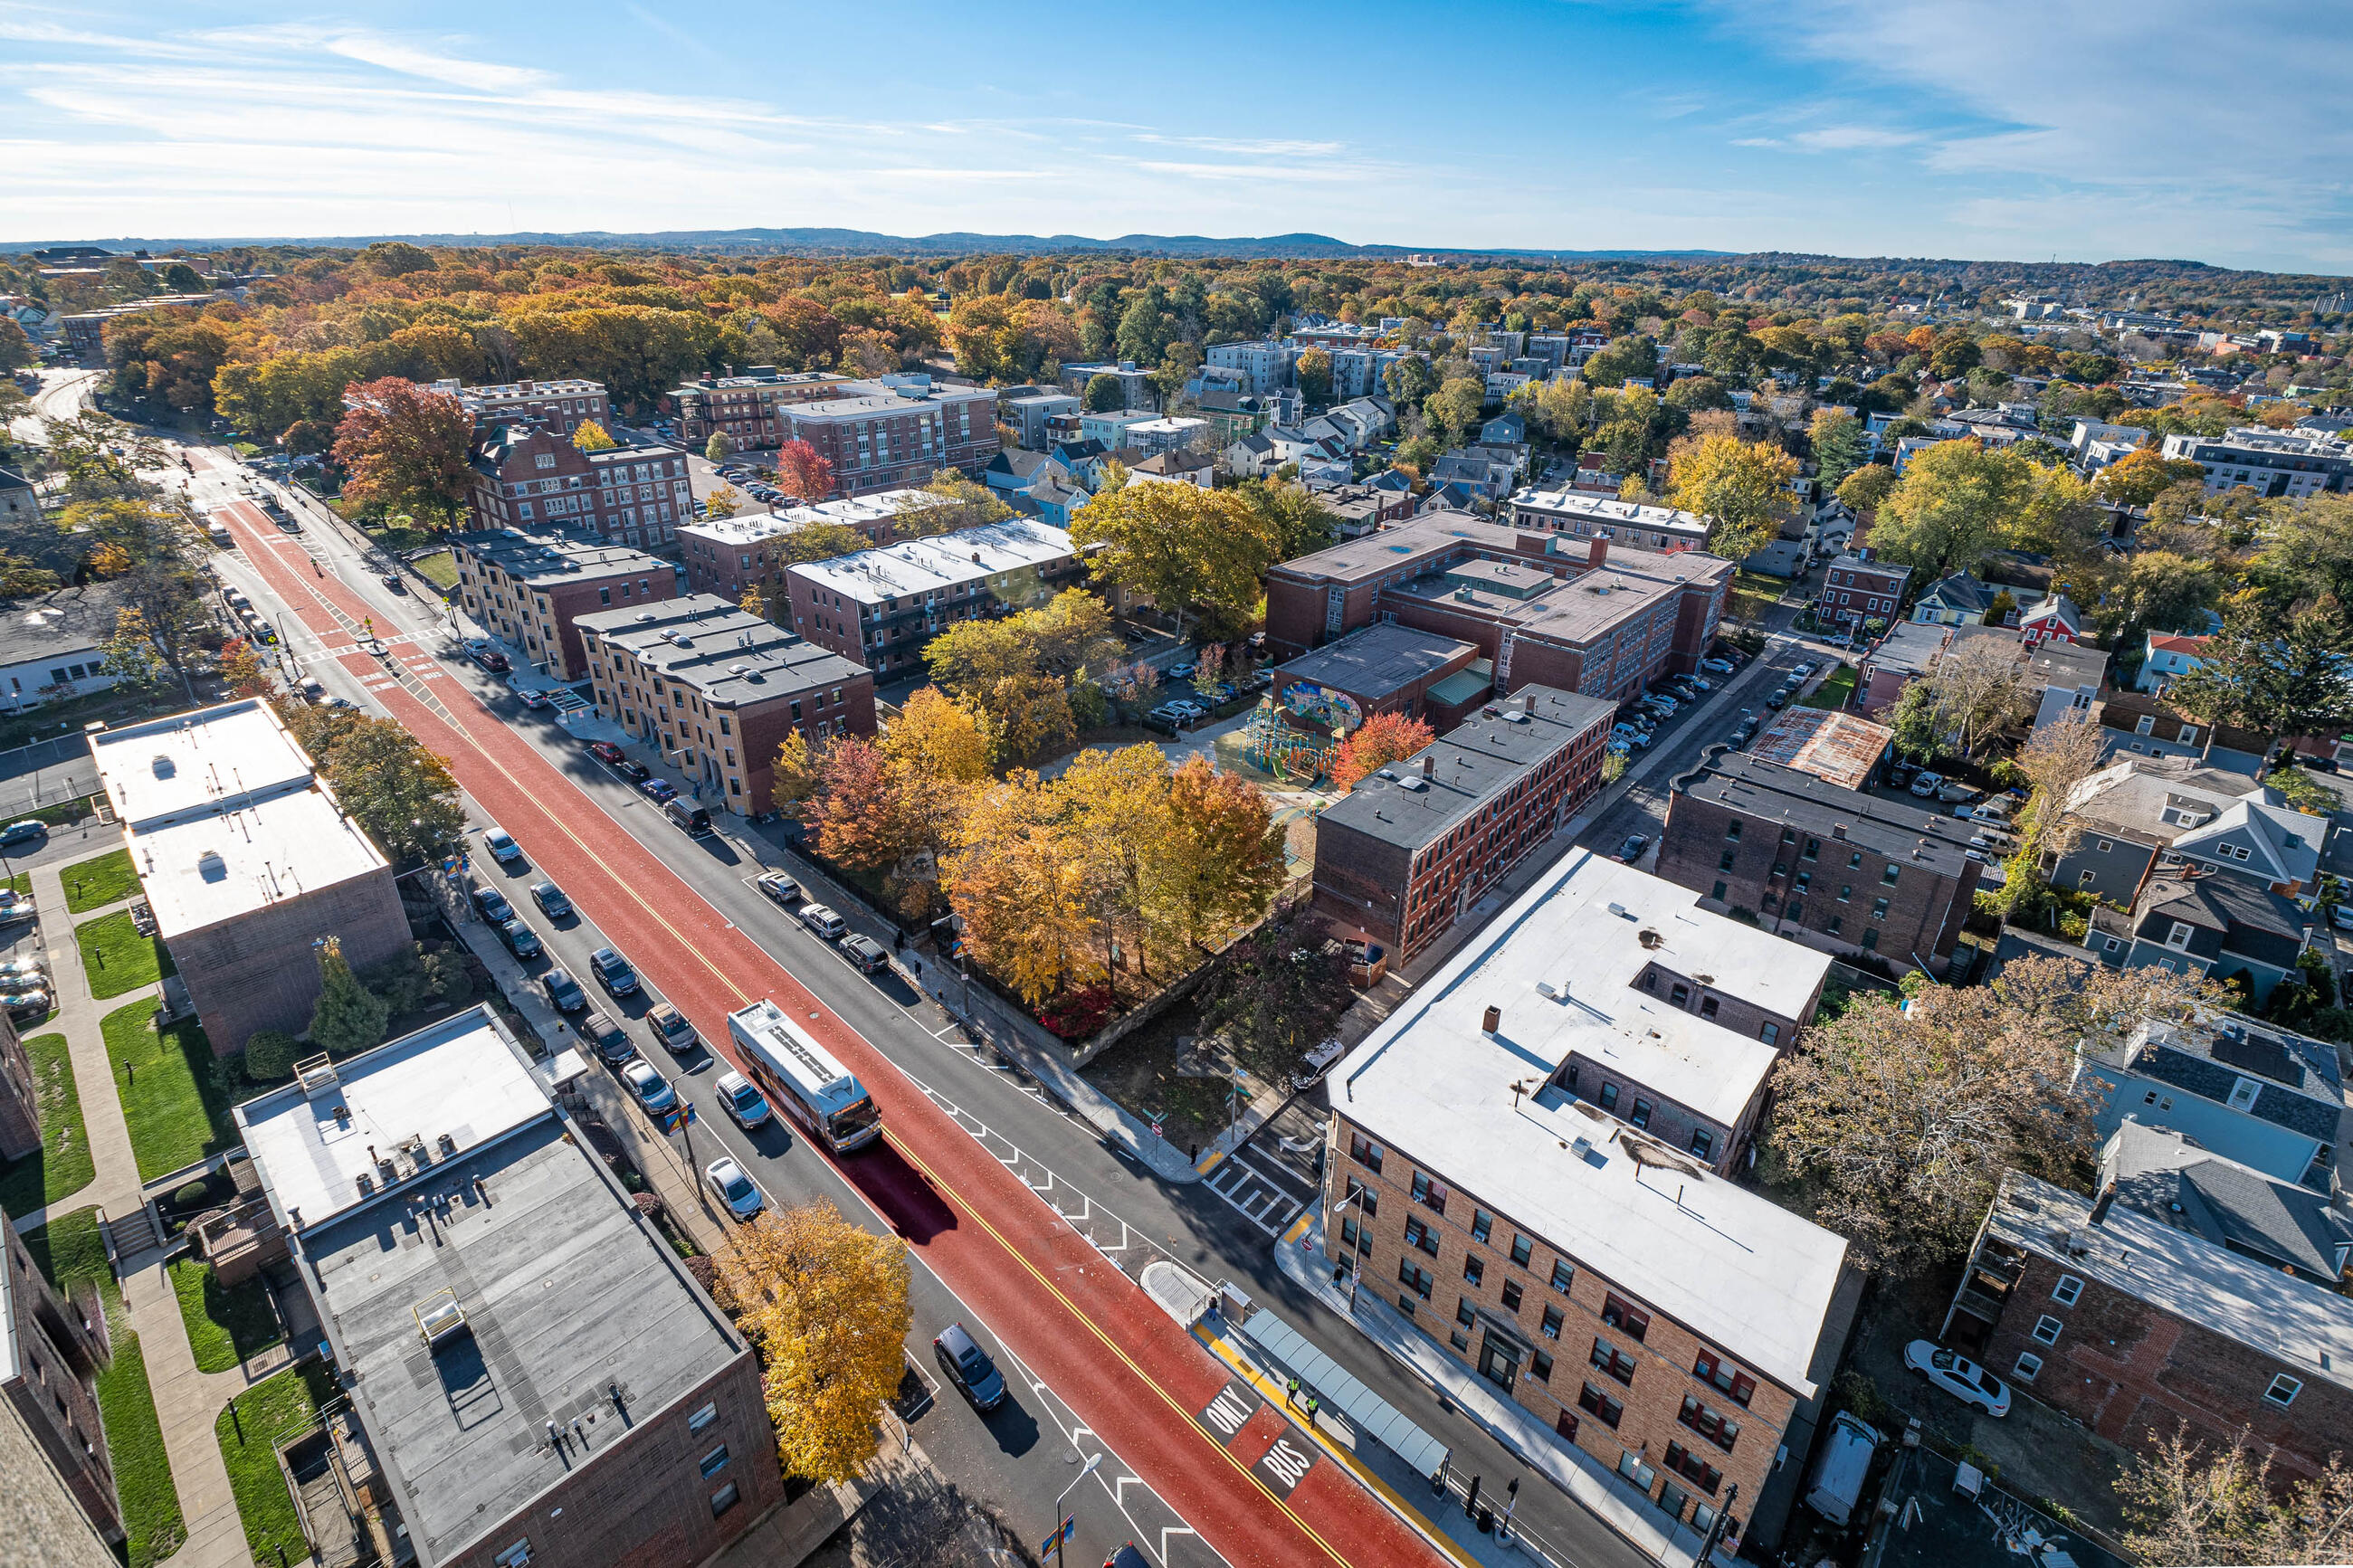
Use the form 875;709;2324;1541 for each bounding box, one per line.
1038;1516;1074;1555
1149;1120;1163;1138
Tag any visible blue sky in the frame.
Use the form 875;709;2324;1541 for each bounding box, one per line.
4;0;2348;272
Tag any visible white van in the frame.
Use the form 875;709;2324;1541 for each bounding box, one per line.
1803;1411;1883;1526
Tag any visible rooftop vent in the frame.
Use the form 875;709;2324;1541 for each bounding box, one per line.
1638;928;1663;949
413;1288;471;1350
1398;776;1428;792
1481;1004;1501;1033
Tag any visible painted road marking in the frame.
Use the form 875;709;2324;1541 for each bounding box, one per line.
1196;1382;1259;1441
1255;1434;1317;1497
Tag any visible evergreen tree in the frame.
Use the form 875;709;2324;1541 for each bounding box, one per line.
309;936;390;1055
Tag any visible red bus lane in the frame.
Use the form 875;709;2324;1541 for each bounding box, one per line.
214;504;1443;1568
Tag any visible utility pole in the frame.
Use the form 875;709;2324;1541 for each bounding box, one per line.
1694;1483;1739;1566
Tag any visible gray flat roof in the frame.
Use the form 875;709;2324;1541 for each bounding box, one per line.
1275;624;1475;700
1318;685;1615;851
242;1012;745;1567
1674;748;1985;879
0;584;121;666
451;528;668;588
577;595;866;708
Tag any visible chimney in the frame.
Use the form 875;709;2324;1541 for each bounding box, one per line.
1522;693;1536;715
1587;537;1608;570
1481;1005;1501;1033
1421;755;1434;778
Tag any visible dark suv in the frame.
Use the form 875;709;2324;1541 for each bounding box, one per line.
589;947;638;996
933;1323;1006;1411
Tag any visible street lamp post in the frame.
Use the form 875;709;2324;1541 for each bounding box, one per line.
1327;1187;1362;1316
1051;1450;1101;1568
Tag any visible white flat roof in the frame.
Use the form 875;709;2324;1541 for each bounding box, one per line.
1333;851;1845;1395
91;700;389;936
791;518;1074;605
237;1008;549;1232
679;489;942;549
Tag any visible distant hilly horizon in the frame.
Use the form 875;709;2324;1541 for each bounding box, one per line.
0;225;1739;262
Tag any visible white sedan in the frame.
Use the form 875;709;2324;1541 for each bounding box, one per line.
621;1059;676;1114
706;1156;765;1221
1903;1339;2011;1417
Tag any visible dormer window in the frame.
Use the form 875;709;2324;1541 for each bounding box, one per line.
2165;921;2195;951
2226;1076;2261;1112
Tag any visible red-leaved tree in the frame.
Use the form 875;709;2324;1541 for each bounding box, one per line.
1330;711;1435;790
330;377;476;527
775;440;835;503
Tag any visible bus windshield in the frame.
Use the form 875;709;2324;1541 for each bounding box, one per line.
828;1098;881;1145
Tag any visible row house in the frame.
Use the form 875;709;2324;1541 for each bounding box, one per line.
449;527;676;680
677;489;938;603
784;519;1081;679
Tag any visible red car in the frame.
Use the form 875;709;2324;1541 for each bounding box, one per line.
588;741;624;765
472;649;511;674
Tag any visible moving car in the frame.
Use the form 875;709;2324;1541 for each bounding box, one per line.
799;904;847;941
579;1011;634;1065
648;1003;697;1053
588;741;625;765
540;966;586;1012
716;1069;771;1130
380;574;408;594
1617;834;1649;863
498;918;541;959
0;820;48;848
517;688;548;709
1903;1339;2012;1417
705;1156;765;1221
842;933;891;974
529;881;573;919
756;871;802;905
483;828;525;866
933;1323;1007;1411
589;946;638;996
621;1059;676;1113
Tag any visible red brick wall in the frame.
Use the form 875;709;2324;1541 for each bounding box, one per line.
540;575;676;680
735;676;876;812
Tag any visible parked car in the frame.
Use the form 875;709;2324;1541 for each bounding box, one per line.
1791;661;1817;679
579;1010;634;1065
637;777;677;803
1168;661;1196;680
1903;1339;2012;1417
498;919;542;959
587;946;638;996
648;1003;697;1053
933;1323;1007;1411
540;967;586;1012
1909;771;1945;797
0;820;47;848
472;648;511;674
756;871;802;905
614;759;650;783
483;828;524;866
1804;1411;1882;1526
471;883;513;923
1937;782;1977;803
529;881;573;919
588;741;625;765
842;933;891;974
1700;657;1735;675
1765;688;1792;709
621;1059;676;1113
799;904;848;941
517;688;548;709
0;957;48;987
1684;673;1713;692
706;1156;765;1221
1617;834;1650;862
2332;904;2353;931
2;990;52;1022
716;1069;771;1129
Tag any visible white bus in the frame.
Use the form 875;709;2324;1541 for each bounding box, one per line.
727;999;881;1153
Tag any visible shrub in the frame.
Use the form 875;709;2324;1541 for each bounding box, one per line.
243;1031;299;1082
1038;984;1113;1041
361;947;432;1014
171;1180;213;1209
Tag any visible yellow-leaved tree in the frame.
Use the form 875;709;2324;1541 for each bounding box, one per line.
570;419;617;452
715;1202;910;1485
944;771;1095;1004
1666;432;1798;562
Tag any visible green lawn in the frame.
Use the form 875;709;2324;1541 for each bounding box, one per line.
62;847;140;913
411;548;460;590
0;1032;95;1216
25;1208;187;1568
217;1361;340;1566
169;1257;284;1373
77;909;176;1000
100;1000;233;1183
1800;663;1860;711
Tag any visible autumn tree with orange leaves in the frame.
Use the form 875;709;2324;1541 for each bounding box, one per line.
1330;711;1435;790
774;440;834;502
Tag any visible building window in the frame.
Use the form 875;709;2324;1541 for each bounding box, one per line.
1669;983;1690;1007
2226;1076;2261;1112
1349;1134;1384;1174
1679;1396;1739;1451
1578;1383;1624;1429
700;1444;731;1478
1500;1279;1523;1312
1630;1098;1653;1130
2013;1352;2043;1383
1759;1022;1779;1046
494;1544;533;1568
1463;1255;1484;1287
2165;920;2195;951
1692;1351;1756;1406
1600;1294;1650;1341
1598;1082;1619;1112
1710;881;1727;901
1541;1305;1564;1340
1404;1218;1441;1258
1551;1259;1575;1294
710;1482;740;1517
1500;1231;1529;1267
2265;1374;2301;1407
1861;929;1879;951
1724;821;1741;841
1397;1259;1434;1299
2032;1316;2063;1345
1471;1209;1493;1244
1591;1337;1637;1385
1410;1173;1448;1213
1718;849;1737;871
1689;1126;1714;1161
1664;1442;1724;1496
2052;1275;2083;1307
1530;1349;1554;1384
689;1402;718;1434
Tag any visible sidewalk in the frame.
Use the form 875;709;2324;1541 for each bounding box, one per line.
28;862;256;1568
1273;1216;1729;1568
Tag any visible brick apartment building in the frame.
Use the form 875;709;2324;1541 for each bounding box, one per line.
236;1011;782;1568
1817;549;1912;629
767;387;1000;499
450;527;676;679
785;519;1081;678
90;701;411;1056
1264;517;1732;708
578;595;873;813
0;1011;38;1160
1659;746;1985;971
464;426;694;550
1944;1124;2353;1485
4;1207;119;1547
1507;489;1712;555
436;376;611;438
1312;687;1615;962
665;368;857;449
677;489;934;603
1327;852;1854;1557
